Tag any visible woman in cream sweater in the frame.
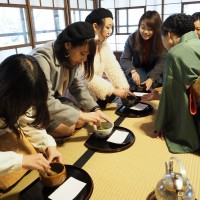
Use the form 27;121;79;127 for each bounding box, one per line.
84;8;133;108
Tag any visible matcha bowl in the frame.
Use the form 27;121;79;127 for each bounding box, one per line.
121;95;141;107
93;121;113;138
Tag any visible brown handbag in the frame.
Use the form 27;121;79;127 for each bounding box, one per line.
0;131;37;192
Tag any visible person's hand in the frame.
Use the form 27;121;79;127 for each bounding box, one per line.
141;88;160;101
141;78;154;91
131;70;140;85
95;109;114;126
113;88;135;99
22;153;50;173
46;146;62;163
79;110;114;126
79;111;101;124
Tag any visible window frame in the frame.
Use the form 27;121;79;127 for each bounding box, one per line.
30;6;66;45
0;0;69;51
181;1;200;13
115;6;146;35
0;4;30;50
1;0;200;53
70;8;93;23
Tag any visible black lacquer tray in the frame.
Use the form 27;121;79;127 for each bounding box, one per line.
19;165;93;200
115;102;153;118
85;126;135;153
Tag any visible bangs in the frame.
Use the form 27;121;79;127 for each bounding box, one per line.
142;18;156;29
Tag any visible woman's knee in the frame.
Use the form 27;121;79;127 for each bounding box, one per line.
49;124;76;137
76;120;85;129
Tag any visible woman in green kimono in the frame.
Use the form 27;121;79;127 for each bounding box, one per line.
192;12;200;38
143;14;200;153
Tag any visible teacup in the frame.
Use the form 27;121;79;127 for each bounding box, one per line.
40;162;67;187
93;121;113;138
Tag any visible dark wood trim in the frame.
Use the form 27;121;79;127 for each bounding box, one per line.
65;0;71;25
26;0;35;49
115;6;145;35
181;1;200;13
1;0;200;52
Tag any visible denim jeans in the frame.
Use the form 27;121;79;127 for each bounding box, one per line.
128;67;163;89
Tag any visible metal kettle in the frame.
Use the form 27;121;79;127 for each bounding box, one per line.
155;157;195;200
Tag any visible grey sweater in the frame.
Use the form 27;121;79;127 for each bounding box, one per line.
30;41;97;126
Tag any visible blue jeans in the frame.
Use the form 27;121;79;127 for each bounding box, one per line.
128;68;163;89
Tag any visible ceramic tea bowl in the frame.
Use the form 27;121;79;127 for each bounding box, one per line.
40;162;67;187
93;121;114;138
121;95;141;107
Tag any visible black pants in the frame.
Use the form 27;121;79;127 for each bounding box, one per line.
96;94;116;109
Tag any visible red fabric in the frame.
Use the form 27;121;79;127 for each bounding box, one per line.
189;87;197;115
142;40;151;65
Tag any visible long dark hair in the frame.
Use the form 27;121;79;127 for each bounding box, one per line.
134;10;164;58
0;54;50;136
54;38;96;81
161;14;195;37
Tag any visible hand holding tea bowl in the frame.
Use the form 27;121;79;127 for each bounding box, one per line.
121;95;141;107
40;162;67;187
93;121;114;138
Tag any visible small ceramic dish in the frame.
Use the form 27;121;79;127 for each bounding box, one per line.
121;95;141;107
40;162;67;187
93;121;113;138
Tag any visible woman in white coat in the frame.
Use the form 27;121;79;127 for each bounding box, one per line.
84;8;134;108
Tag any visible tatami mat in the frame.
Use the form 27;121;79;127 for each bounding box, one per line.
82;100;200;200
1;100;200;200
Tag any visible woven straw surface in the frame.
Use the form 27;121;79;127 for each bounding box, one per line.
1;100;200;200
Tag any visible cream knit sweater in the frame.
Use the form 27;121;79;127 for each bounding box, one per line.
84;42;129;100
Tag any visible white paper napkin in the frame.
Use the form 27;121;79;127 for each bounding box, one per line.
107;130;129;144
134;92;149;97
48;177;86;200
130;103;148;111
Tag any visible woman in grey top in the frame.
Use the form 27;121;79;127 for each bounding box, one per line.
120;11;166;91
31;22;113;139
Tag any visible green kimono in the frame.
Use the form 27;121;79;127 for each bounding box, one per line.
155;32;200;153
